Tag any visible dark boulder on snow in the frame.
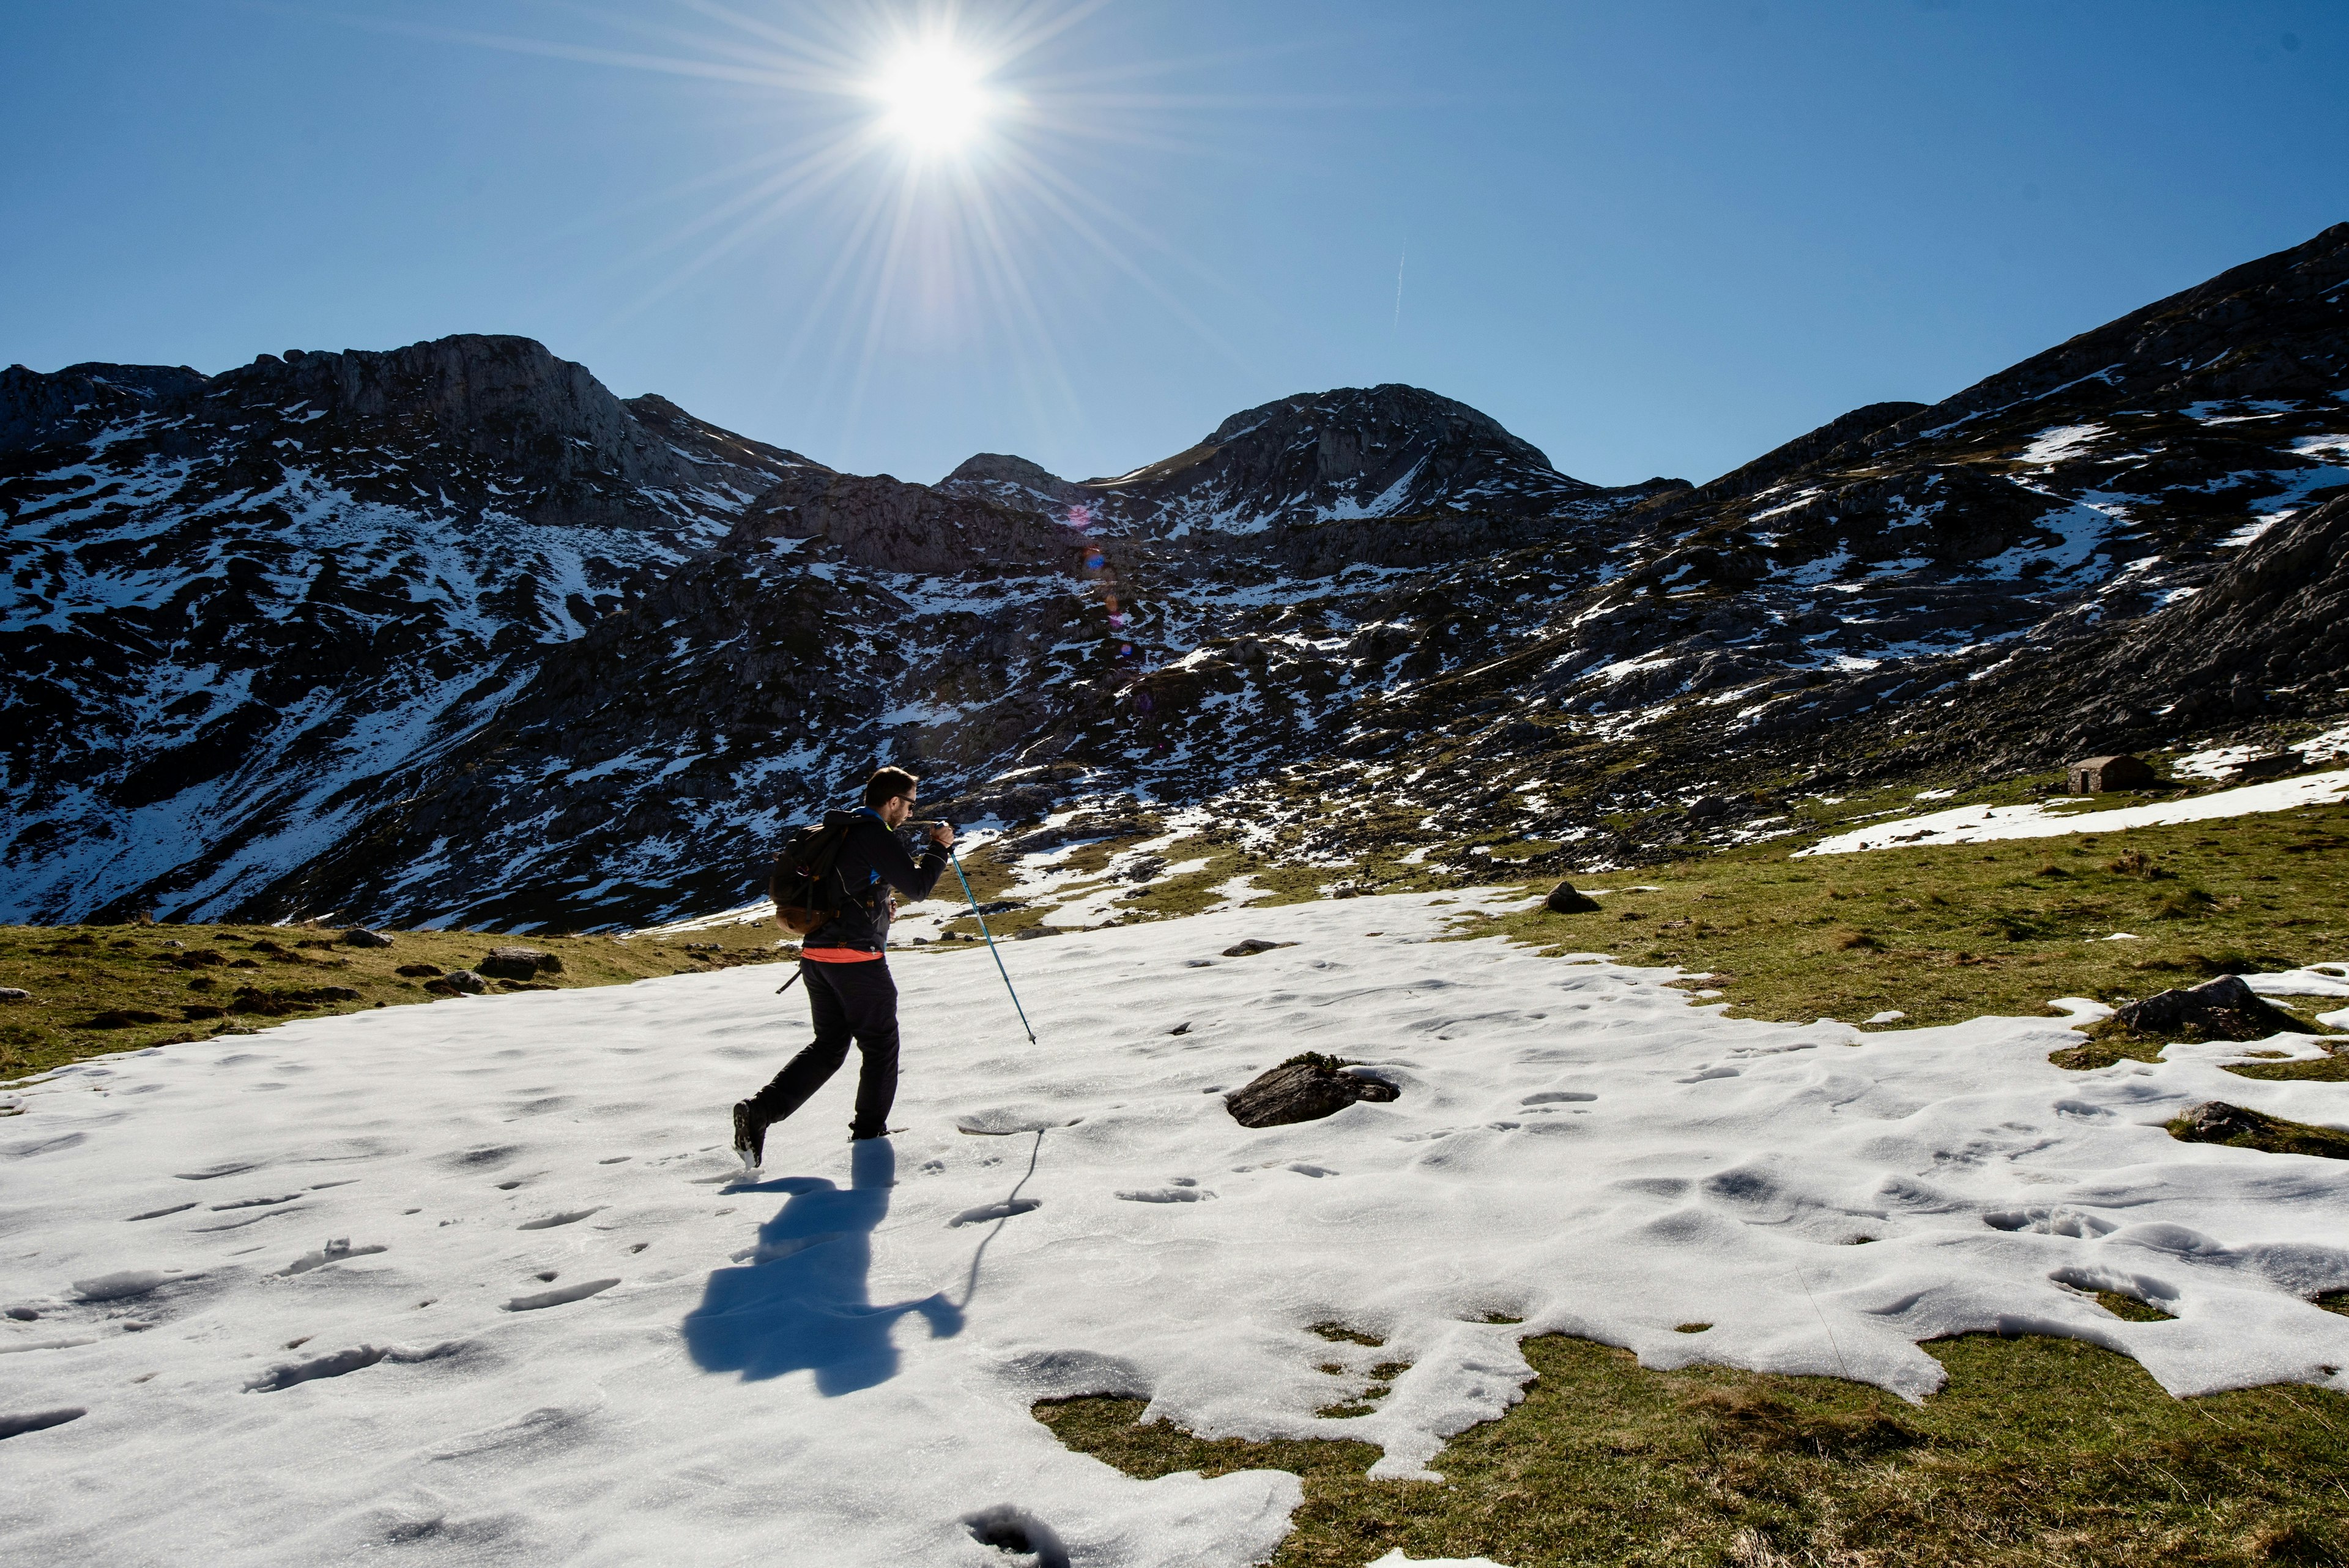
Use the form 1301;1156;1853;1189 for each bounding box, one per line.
2110;974;2317;1040
1545;880;1600;914
1225;1055;1400;1129
478;946;561;979
1222;938;1296;957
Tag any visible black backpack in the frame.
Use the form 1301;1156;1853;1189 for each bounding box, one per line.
768;817;860;935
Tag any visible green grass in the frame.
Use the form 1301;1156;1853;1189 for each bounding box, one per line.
0;920;788;1080
1467;800;2349;1039
1037;1332;2349;1567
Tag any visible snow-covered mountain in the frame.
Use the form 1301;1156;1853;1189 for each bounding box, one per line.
6;224;2345;929
0;336;811;923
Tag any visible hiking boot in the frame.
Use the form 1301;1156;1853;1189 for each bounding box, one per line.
732;1101;766;1171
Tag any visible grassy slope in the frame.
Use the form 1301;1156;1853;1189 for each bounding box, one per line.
0;921;787;1080
1468;795;2349;1039
1041;1331;2349;1567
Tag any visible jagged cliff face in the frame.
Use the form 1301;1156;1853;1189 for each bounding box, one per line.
6;225;2345;929
0;336;812;923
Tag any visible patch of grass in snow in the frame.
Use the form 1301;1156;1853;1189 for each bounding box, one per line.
0;920;787;1079
2222;1051;2349;1083
1037;1333;2349;1567
2092;1292;2176;1324
1474;799;2349;1041
2167;1104;2349;1162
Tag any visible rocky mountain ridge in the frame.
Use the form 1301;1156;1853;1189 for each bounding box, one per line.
5;223;2345;929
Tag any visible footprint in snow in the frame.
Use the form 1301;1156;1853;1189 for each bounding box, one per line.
503;1279;618;1312
1521;1090;1598;1105
0;1408;87;1440
1679;1066;1741;1083
1116;1187;1216;1203
956;1108;1083;1136
125;1203;198;1222
243;1342;464;1392
210;1193;303;1211
948;1199;1042;1228
192;1207;307;1233
516;1208;604;1231
173;1161;261;1181
276;1240;388;1277
73;1271;170;1302
963;1504;1070;1568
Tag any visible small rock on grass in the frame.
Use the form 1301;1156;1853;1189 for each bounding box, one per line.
0;987;29;1003
425;970;490;997
340;927;395;948
1545;880;1600;914
86;1008;168;1028
479;946;562;979
2113;975;2318;1041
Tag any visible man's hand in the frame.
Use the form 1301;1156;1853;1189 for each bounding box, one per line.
929;822;955;850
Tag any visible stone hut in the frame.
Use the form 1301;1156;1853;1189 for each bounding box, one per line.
2066;754;2156;794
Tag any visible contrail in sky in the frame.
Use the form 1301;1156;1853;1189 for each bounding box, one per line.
1392;245;1406;331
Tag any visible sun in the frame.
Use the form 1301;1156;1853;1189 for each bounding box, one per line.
872;44;991;154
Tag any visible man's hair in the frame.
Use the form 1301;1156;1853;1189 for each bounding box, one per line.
863;766;920;809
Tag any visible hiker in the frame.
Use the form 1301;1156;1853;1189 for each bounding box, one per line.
733;766;953;1167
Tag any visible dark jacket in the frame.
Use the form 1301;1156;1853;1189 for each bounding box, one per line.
804;808;950;953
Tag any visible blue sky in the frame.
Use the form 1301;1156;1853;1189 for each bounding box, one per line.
2;2;2342;488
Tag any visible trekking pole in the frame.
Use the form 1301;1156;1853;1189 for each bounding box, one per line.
947;845;1037;1044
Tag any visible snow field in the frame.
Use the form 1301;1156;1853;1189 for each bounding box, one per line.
4;890;2348;1566
1797;768;2349;855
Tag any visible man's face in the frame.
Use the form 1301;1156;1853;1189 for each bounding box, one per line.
880;792;914;828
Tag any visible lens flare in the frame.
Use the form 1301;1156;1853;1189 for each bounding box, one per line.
873;45;990;152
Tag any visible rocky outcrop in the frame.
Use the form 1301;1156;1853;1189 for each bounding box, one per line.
1544;881;1600;914
478;946;562;979
1;335;809;925
1225;1056;1401;1128
2110;975;2319;1041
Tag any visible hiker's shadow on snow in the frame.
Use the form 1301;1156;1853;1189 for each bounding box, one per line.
683;1140;962;1395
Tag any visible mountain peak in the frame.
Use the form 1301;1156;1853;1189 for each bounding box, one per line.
941;451;1085;501
1075;382;1608;537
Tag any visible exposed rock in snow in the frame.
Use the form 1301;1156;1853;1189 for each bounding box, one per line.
2112;975;2322;1041
1225;1057;1403;1128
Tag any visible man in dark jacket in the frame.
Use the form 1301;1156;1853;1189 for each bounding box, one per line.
733;766;953;1169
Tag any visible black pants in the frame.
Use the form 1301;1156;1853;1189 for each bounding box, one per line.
746;959;900;1139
